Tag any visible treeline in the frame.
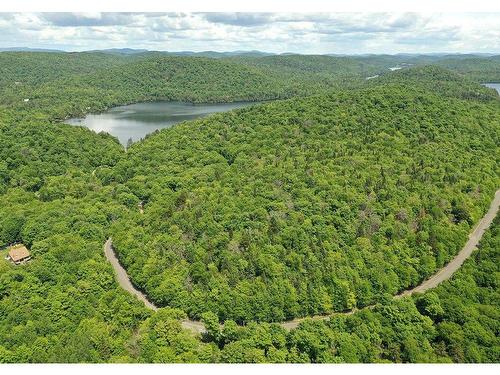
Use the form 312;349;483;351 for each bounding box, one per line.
370;65;500;101
230;53;500;83
0;120;123;194
0;51;133;88
0;54;354;122
433;55;500;82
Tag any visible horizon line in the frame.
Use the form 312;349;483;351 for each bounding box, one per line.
1;47;500;56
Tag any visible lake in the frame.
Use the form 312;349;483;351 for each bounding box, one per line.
484;83;500;94
66;101;260;146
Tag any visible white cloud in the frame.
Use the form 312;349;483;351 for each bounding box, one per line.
0;12;498;53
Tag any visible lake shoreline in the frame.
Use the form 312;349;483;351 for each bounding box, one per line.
483;82;500;94
65;100;263;146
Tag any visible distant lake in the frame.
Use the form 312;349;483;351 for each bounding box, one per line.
484;83;500;94
66;101;260;146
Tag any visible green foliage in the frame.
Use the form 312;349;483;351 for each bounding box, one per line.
201;214;500;363
0;51;499;363
0;54;345;122
0;121;123;192
0;52;133;88
0;187;153;362
111;67;500;323
137;308;216;363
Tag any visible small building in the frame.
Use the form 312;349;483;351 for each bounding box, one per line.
6;244;31;265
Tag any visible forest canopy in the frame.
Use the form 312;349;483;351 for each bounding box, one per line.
109;66;500;322
0;51;499;363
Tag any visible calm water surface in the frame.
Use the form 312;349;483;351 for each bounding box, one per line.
484;83;500;94
66;101;260;146
66;85;500;146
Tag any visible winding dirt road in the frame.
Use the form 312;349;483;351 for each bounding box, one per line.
104;238;206;332
104;189;500;333
396;189;500;298
104;238;157;311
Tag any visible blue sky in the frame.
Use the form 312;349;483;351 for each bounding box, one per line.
0;12;499;54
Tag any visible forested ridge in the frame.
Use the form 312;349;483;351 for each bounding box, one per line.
0;54;353;122
0;52;134;88
109;66;499;323
1;51;498;123
0;51;499;363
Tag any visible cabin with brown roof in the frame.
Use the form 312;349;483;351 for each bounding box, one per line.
6;244;31;265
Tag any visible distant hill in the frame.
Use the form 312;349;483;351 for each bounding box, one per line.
0;47;64;53
90;48;149;55
0;51;133;87
0;47;276;58
94;49;276;58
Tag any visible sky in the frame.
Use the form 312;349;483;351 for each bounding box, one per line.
0;12;499;54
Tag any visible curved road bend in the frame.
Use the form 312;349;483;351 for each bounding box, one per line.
104;238;206;333
396;189;500;298
105;189;500;333
104;238;158;311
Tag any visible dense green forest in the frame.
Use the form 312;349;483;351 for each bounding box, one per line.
0;52;133;87
197;213;500;363
233;53;500;82
0;186;151;362
1;200;498;362
0;51;499;363
109;66;499;322
1;51;498;123
0;120;122;194
0;53;352;122
432;55;500;82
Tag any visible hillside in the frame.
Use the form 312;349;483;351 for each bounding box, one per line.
108;67;500;323
0;55;343;122
0;51;133;87
0;119;123;194
1;52;499;124
0;53;498;363
197;212;500;363
370;65;500;101
432;55;500;82
233;55;383;77
234;54;500;83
